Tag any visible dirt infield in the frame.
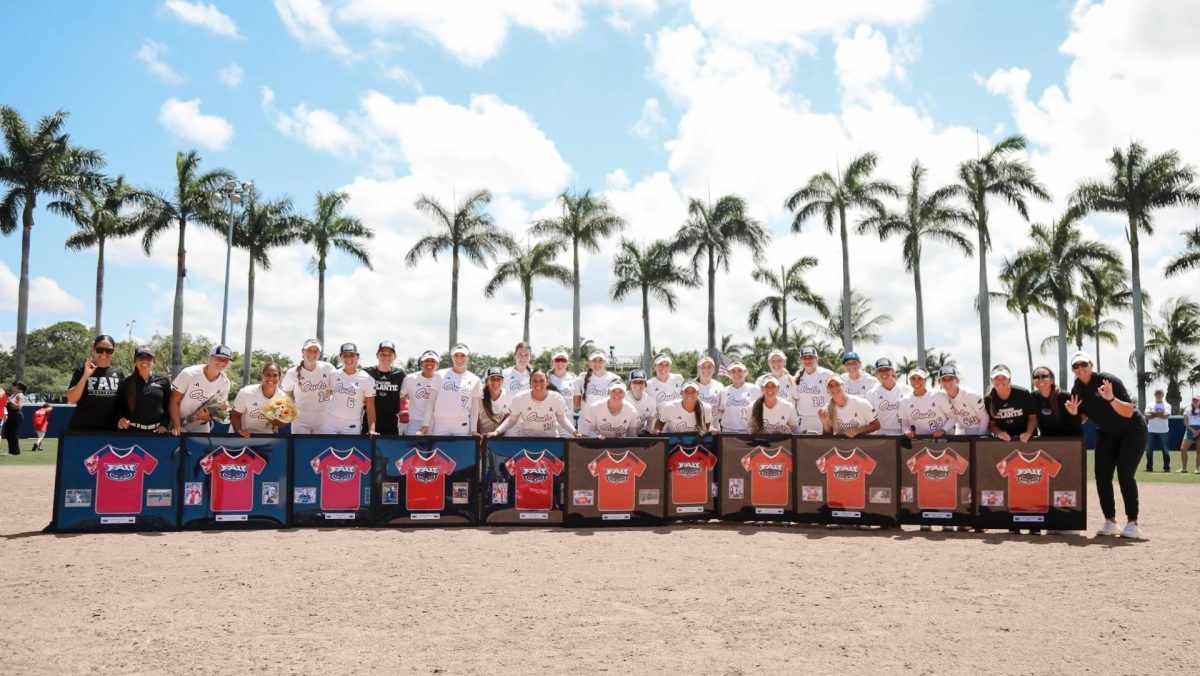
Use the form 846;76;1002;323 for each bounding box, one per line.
2;466;1198;674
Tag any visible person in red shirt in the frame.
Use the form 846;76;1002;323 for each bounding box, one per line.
32;403;52;452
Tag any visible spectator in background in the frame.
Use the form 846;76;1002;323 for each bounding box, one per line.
1144;389;1171;472
32;403;52;451
1029;366;1082;437
1179;396;1200;474
66;334;125;431
3;382;27;455
0;386;7;454
116;345;171;433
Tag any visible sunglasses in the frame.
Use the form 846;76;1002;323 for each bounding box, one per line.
1032;374;1052;380
1071;362;1088;370
553;358;568;362
94;348;115;355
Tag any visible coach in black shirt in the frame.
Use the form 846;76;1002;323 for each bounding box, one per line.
115;345;172;433
365;341;406;435
65;335;125;431
1030;365;1082;436
1067;351;1145;539
985;365;1037;442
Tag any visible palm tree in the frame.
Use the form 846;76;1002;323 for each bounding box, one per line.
672;194;770;362
140;150;233;375
953;135;1050;387
611;238;696;370
1038;309;1090;356
484;239;572;344
1077;264;1134;371
298;191;373;347
804;290;893;346
1071;141;1200;406
232;190;303;385
860;161;972;366
0;107;104;381
786;153;898;351
530;190;626;374
746;257;827;346
1144;297;1200;412
61;175;153;334
1003;211;1121;386
1165;225;1200;277
990;260;1053;379
408;189;515;350
898;349;958;377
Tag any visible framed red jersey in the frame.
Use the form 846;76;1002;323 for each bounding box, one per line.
396;448;457;511
505;449;566;511
667;444;717;506
565;438;666;526
794;437;899;526
906;447;969;510
311;447;372;511
200;447;267;512
997;449;1062;513
84;445;158;514
972;439;1085;530
54;434;182;532
588;450;648;512
740;446;793;507
815;448;877;510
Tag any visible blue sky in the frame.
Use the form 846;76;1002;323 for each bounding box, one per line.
3;0;1199;393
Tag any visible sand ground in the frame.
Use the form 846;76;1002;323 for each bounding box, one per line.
2;465;1197;674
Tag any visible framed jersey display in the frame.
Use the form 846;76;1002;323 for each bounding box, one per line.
375;436;478;526
181;435;289;529
973;438;1086;530
718;435;796;521
51;433;182;532
290;435;374;526
665;434;718;519
564;437;666;526
899;437;973;527
794;436;899;526
481;437;567;525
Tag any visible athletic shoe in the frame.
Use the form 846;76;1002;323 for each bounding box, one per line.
1177;469;1189;474
1096;520;1120;536
920;525;932;532
1120;522;1142;539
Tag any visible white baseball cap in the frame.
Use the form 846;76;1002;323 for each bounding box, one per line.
608;380;627;392
729;361;747;372
697;355;715;367
450;344;470;356
767;349;787;361
653;354;672;366
552;349;569;360
1070;351;1093;367
302;339;322;352
760;375;780;388
681;380;700;393
589;350;608;362
909;368;929;380
990;365;1012;380
419;350;440;363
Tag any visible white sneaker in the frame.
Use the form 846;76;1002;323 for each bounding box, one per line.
1120;522;1142;539
1096;520;1120;536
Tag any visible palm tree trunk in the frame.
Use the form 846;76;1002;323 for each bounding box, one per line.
244;259;256;387
171;216;187;376
1057;300;1069;389
522;290;532;344
316;254;326;347
839;205;853;351
94;236;105;334
572;240;581;374
13;196;35;382
1129;214;1147;407
1094;320;1102;372
707;247;717;362
976;200;991;389
641;285;652;372
779;264;789;347
914;256;926;367
449;246;460;351
1023;311;1034;379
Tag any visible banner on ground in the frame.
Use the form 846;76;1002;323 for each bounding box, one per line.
181;434;290;529
480;437;566;525
565;437;667;526
719;435;796;521
52;433;182;532
665;435;719;519
290;435;374;526
973;438;1087;530
375;436;478;526
899;437;974;527
793;436;899;526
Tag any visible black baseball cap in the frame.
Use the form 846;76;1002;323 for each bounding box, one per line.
800;346;817;357
134;345;156;359
630;369;648;382
874;357;894;370
339;342;359;355
210;344;233;359
485;366;503;379
377;341;396;353
938;366;959;379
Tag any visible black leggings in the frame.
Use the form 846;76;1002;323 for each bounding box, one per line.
1094;425;1147;521
3;412;21;455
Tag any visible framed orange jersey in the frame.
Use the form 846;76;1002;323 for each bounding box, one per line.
565;438;667;526
973;438;1086;531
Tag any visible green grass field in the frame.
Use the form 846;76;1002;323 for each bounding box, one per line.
4;437;1200;483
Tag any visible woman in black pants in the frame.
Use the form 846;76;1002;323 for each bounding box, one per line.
1066;351;1145;539
3;382;27;455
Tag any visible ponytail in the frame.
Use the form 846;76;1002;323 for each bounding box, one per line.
583;371;593;404
826;396;840;431
750;395;766;433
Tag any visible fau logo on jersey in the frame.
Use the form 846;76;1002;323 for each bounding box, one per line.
922;463;951;481
674;460;703;478
833;464;861;481
218;464;249;482
104;463;138;481
521;466;549;484
604;467;631;484
757;462;785;479
327;465;358;482
414;466;442;483
1015;467;1044;485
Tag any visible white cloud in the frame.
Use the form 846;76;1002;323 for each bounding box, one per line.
162;0;242;39
383;66;423;93
631;97;666;139
606;0;658;32
835;24;904;101
159;98;235;150
274;103;360;157
136;40;184;85
0;262;84;314
688;0;929;50
274;0;355;61
217;62;244;87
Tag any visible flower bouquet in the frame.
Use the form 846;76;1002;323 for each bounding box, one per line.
184;394;232;426
263;397;298;427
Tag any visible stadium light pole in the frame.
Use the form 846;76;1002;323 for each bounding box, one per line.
211;180;253;346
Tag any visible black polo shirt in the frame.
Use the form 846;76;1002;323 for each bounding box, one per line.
1070;371;1143;434
988;385;1036;437
366;365;406;434
116;373;172;428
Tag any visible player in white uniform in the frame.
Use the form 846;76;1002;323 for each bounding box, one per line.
865;358;911;435
755;349;797;403
578;381;640;438
420;344;482;436
169;344;233;434
818;375;880;437
626;369;657;434
502;341;533;395
899;369;954;437
646;354;684;406
281;338;335;434
935;366;990;435
655;381;718;434
717;361;760;433
841;352;878;397
576;350;620;408
400;350;439;434
232;363;289;436
750;376;802;434
490;370;577;437
478;366;512;434
548;349;577;411
793;346;835;433
322;343;377;435
694;356;725;411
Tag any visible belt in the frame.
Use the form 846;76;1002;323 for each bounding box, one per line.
127;420;160;431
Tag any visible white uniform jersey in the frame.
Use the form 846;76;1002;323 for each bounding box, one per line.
172;364;232;432
425;368;482;436
695;379;724;411
646;373;684;406
494;391;576;437
937;387;990;436
755;398;801;435
899;391;955;435
281;361;335;425
232;384;288;435
477;389;513;434
843;373;879;398
627;391;658;434
548;371;577;405
717;383;761;433
325;368;376;421
578;371;621;407
755;372;797;403
793;367;835;419
866;382;912;435
400;372;437;430
829;394;877;433
502;366;531;395
579;399;640;438
656;400;714;434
